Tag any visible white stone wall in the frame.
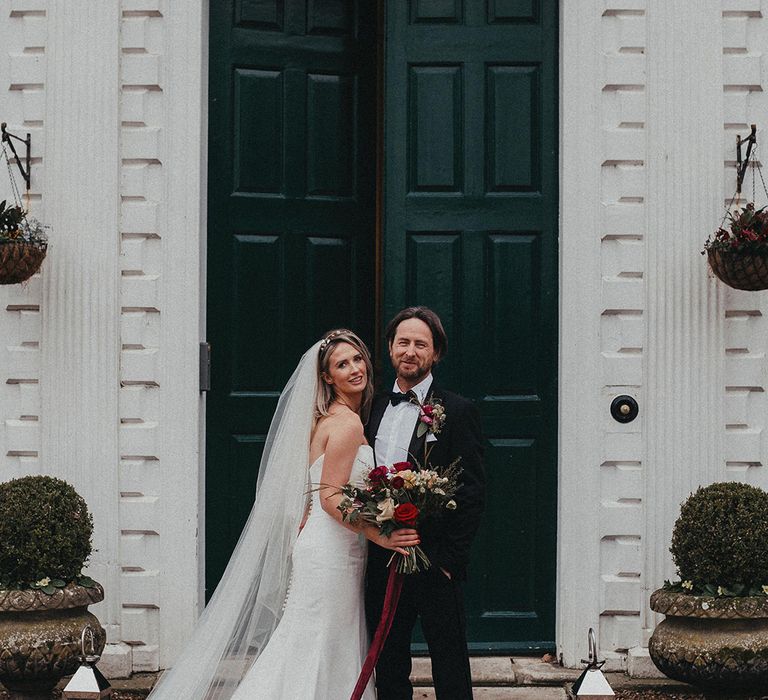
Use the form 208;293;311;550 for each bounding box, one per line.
560;0;768;671
722;3;768;487
0;1;46;478
118;1;166;672
0;0;205;675
597;3;647;665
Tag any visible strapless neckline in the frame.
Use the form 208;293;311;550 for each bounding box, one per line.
309;443;373;470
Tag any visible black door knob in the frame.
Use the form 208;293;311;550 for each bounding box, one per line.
611;395;638;423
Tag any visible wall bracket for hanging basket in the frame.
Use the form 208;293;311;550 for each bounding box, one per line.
0;122;31;191
736;123;757;195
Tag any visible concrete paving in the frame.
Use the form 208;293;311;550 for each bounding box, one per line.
1;656;706;698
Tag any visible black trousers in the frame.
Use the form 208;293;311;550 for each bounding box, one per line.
365;566;473;700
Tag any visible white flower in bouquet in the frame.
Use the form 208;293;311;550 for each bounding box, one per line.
376;498;396;522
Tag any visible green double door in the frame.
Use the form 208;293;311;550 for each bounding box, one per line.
207;0;558;652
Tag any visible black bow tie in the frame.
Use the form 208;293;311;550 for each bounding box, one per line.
389;390;417;406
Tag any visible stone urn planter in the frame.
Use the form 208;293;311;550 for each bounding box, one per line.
0;582;105;698
649;588;768;692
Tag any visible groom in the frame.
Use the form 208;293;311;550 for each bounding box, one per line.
365;306;485;700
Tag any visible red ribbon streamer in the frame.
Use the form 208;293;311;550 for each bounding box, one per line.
350;565;405;700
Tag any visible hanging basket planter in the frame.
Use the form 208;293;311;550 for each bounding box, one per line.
0;198;48;285
705;201;768;292
707;247;768;291
0;237;46;284
0;125;48;284
705;126;768;291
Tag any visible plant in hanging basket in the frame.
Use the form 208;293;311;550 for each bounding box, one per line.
0;200;23;235
0;200;48;285
705;202;768;291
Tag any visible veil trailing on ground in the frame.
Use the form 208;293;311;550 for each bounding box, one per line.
148;341;322;699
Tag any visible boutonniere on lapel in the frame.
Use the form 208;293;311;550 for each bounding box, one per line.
412;396;446;438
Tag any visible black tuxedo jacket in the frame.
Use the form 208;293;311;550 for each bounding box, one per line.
365;383;485;581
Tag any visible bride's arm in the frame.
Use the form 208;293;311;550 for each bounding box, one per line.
319;418;420;555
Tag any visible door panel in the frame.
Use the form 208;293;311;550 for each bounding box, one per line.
487;66;539;191
384;0;558;651
206;0;376;597
208;0;558;653
409;66;464;192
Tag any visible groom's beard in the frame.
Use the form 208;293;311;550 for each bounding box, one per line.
394;359;431;383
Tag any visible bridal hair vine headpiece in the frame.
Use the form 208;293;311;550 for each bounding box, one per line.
319;329;350;354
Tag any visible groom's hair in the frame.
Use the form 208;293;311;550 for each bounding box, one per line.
385;306;448;362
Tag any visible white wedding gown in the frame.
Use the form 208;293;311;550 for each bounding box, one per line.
231;444;376;699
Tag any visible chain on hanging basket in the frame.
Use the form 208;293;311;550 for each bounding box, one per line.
0;133;47;285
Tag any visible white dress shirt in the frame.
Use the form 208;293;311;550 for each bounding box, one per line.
375;374;433;467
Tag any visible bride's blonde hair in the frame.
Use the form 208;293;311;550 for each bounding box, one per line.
315;329;374;422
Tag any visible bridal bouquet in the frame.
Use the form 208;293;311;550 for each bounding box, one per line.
337;459;462;574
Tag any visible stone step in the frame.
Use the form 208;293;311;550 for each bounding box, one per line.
410;657;580;686
413;688;568;699
410;656;697;694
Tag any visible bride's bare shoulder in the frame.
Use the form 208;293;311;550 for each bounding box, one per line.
311;411;363;451
330;410;364;435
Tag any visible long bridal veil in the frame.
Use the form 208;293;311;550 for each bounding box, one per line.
148;341;322;699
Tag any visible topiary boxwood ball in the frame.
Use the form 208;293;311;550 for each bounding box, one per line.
0;475;93;588
671;481;768;589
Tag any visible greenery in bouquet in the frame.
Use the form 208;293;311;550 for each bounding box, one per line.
336;458;462;574
705;203;768;254
663;482;768;598
0;199;48;248
0;475;96;593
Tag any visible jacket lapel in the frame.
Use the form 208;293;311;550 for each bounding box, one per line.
406;424;426;466
366;393;389;466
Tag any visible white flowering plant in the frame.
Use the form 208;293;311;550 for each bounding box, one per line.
0;200;48;247
662;579;768;598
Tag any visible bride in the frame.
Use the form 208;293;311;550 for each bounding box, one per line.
148;329;419;699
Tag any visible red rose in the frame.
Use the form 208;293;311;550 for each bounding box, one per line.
391;476;405;489
368;466;389;484
394;502;419;526
392;461;411;471
422;404;434;416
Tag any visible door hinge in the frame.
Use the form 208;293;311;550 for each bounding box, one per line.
199;342;211;393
